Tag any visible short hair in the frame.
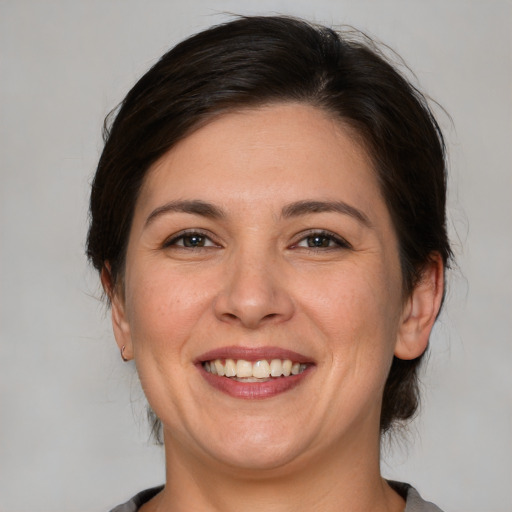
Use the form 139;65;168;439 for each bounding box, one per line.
87;15;451;435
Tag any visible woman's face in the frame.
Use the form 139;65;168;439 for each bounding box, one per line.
111;103;427;472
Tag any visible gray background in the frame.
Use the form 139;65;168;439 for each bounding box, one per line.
1;1;511;511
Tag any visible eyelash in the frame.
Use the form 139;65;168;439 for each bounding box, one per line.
292;230;352;251
163;229;351;251
163;230;219;249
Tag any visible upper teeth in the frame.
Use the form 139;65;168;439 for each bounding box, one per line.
203;359;307;379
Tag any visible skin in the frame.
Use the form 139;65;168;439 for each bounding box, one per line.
104;103;444;512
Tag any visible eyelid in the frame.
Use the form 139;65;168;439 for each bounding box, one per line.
291;229;352;250
161;228;350;250
162;229;221;248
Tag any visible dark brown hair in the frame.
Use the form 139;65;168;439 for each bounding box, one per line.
87;15;451;435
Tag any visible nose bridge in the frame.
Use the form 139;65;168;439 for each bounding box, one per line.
214;238;294;328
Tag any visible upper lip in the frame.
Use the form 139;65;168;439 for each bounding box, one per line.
195;346;314;364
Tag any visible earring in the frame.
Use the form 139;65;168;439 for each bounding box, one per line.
121;345;129;362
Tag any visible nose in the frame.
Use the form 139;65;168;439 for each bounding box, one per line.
213;249;295;329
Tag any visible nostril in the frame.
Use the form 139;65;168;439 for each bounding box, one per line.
222;312;239;322
213;280;295;329
220;311;280;327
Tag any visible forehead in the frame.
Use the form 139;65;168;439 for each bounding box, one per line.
136;103;384;216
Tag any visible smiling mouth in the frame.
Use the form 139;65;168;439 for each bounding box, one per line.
202;359;308;381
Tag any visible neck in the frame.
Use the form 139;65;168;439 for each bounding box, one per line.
145;424;404;512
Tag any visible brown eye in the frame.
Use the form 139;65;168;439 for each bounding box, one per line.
295;230;351;250
164;231;218;248
306;235;332;248
182;234;206;247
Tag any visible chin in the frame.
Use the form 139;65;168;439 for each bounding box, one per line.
215;443;307;473
197;418;315;473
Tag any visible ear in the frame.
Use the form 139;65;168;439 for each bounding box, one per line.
394;253;445;360
101;264;134;361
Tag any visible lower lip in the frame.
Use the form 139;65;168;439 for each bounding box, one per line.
198;365;312;399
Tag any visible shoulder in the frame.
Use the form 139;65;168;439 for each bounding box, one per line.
389;481;445;512
108;486;164;512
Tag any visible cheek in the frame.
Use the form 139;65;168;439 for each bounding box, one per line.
124;262;215;354
301;259;403;368
305;258;401;328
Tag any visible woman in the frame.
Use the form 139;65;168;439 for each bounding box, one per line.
87;16;450;512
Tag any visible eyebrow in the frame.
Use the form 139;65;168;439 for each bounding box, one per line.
144;198;372;228
145;200;225;227
281;200;372;227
